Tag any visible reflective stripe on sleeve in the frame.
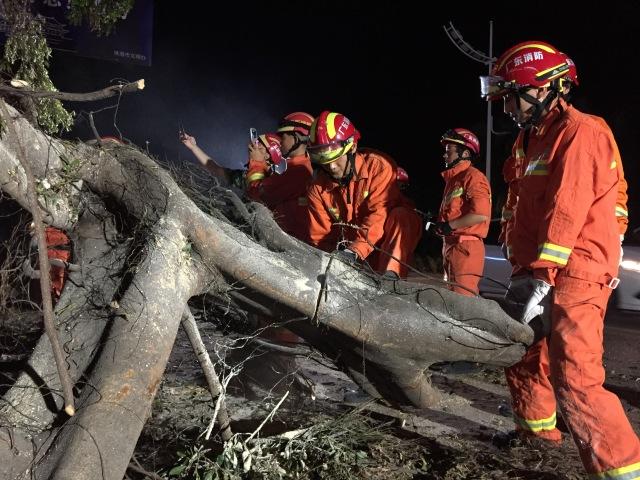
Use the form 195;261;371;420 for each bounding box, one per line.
246;172;266;183
616;206;629;218
538;242;572;265
446;187;464;204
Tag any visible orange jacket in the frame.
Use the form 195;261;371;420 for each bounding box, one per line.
589;116;629;236
245;154;313;240
499;133;527;250
511;100;621;286
503;117;628;250
438;160;491;240
616;160;629;236
304;150;416;260
499;155;516;245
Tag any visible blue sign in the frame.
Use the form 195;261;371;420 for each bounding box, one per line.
0;0;153;66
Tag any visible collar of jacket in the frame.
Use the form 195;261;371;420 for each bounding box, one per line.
317;152;368;191
534;97;569;137
441;159;471;181
286;153;311;166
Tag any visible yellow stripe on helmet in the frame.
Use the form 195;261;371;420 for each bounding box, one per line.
326;112;338;140
536;62;570;81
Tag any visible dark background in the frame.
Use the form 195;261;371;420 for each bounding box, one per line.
47;1;639;240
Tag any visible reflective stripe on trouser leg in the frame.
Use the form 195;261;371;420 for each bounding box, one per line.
550;276;640;476
505;338;563;442
443;240;485;297
370;206;422;278
588;462;640;479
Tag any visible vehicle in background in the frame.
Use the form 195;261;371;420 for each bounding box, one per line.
480;227;640;313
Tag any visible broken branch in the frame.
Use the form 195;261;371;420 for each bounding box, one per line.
0;79;145;102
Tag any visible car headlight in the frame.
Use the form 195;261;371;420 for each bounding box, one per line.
620;259;640;273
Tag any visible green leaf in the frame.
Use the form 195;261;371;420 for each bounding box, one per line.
168;465;187;476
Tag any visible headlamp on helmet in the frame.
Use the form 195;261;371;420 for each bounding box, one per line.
480;75;518;100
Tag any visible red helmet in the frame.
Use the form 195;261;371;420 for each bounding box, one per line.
480;41;570;100
258;133;283;165
277;112;314;136
396;166;409;184
307;111;361;164
560;52;579;86
441;128;480;155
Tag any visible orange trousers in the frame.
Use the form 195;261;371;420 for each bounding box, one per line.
367;206;422;278
505;276;640;477
442;239;484;296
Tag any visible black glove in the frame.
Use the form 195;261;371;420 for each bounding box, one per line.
332;248;358;264
429;221;453;236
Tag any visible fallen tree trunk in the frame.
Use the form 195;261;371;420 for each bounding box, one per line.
1;198;125;432
34;218;208;479
0;102;533;479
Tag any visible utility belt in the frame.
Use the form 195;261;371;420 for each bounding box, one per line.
560;268;620;289
444;235;481;245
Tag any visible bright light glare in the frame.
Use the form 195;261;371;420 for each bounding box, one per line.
620;259;640;273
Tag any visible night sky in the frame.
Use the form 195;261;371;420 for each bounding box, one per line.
47;1;639;241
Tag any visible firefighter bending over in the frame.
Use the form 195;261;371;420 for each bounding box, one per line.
303;111;422;278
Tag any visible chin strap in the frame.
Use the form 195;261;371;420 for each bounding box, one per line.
444;146;472;170
338;151;357;204
515;80;563;128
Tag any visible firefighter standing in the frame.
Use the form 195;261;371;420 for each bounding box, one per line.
499;53;629;264
482;40;640;478
431;129;491;296
303;111;422;278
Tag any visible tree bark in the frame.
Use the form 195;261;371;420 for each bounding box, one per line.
34;217;208;479
0;198;124;432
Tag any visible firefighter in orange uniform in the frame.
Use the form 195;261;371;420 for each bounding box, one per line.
482;40;640;478
500;53;630;265
431;129;491;296
304;111;422;278
245;113;314;240
245;121;313;240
